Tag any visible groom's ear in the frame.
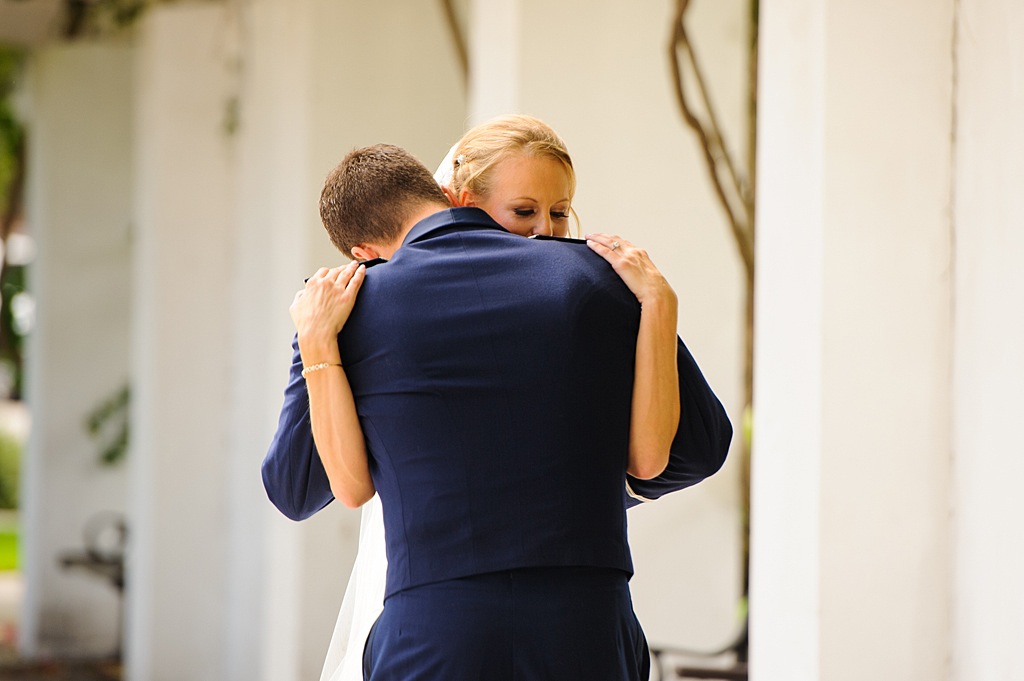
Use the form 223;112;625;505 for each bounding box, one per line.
350;244;379;261
441;185;459;207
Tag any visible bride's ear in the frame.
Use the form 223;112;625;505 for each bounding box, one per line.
455;187;478;207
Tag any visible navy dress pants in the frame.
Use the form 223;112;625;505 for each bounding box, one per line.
363;566;650;681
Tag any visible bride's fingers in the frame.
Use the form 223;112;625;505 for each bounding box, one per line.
585;232;623;242
307;266;331;285
321;267;340;284
346;264;366;292
585;233;630;255
586;238;627;261
324;262;352;283
586;239;612;256
332;261;362;288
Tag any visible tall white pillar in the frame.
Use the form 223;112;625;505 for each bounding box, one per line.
127;5;234;680
21;43;133;659
951;2;1024;679
750;2;826;674
219;2;319;679
752;1;955;679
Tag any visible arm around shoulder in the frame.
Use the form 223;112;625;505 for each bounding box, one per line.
625;336;732;507
261;335;335;521
625;293;680;480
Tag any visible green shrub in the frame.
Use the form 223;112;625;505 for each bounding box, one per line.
0;430;20;509
0;530;16;571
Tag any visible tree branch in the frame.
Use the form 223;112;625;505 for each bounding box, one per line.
668;0;754;278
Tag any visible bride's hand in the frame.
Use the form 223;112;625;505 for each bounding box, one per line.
291;262;366;352
585;233;677;309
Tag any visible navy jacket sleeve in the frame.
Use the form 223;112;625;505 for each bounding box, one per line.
625;336;733;508
261;335;335;521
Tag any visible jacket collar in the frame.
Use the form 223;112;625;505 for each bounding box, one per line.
401;207;508;246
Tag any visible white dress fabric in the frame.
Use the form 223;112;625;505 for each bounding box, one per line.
319;494;387;681
318;148;460;681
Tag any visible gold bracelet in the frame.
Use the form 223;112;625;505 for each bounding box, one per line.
301;362;343;378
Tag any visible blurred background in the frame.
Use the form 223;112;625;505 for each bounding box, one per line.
0;1;1021;680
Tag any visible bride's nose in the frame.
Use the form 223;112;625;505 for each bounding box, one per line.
531;216;553;237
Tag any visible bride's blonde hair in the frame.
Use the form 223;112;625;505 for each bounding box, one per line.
446;115;579;232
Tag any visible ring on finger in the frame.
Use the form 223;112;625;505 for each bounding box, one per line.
611;241;621;251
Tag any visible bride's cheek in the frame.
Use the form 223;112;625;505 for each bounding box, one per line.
502;219;531;237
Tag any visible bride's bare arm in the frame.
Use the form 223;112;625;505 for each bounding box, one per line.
291;262;376;508
586;233;680;480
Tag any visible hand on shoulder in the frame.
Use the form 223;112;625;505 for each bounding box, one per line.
291;261;366;357
584;233;677;309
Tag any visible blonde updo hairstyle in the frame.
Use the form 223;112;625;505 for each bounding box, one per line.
446;114;579;231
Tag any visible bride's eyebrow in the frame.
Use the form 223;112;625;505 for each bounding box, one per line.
510;196;570;203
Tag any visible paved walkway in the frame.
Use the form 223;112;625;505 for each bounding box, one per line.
0;573;19;650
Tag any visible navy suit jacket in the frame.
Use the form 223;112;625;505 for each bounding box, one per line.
262;208;732;596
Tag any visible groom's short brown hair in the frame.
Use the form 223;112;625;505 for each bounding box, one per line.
320;144;448;258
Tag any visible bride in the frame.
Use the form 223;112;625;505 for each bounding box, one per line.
316;114;681;681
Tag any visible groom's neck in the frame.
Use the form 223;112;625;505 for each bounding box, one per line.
383;201;449;258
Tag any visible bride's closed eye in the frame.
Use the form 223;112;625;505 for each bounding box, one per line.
513;208;570;219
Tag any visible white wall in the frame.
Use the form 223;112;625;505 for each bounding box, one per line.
21;43;133;659
752;1;955;679
951;2;1024;679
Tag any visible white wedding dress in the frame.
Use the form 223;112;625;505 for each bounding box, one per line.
319;494;387;681
318;147;459;681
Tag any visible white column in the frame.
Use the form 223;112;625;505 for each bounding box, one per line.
752;1;955;679
220;2;315;679
21;43;133;659
951;2;1024;679
750;1;826;674
127;5;233;680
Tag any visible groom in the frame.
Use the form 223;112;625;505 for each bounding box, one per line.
262;144;732;679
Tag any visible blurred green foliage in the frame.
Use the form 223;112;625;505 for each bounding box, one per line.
0;48;24;219
66;0;152;38
1;48;27;400
85;384;130;465
0;430;20;509
0;530;16;571
0;263;26;399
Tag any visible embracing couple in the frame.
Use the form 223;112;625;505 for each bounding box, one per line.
261;115;733;681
